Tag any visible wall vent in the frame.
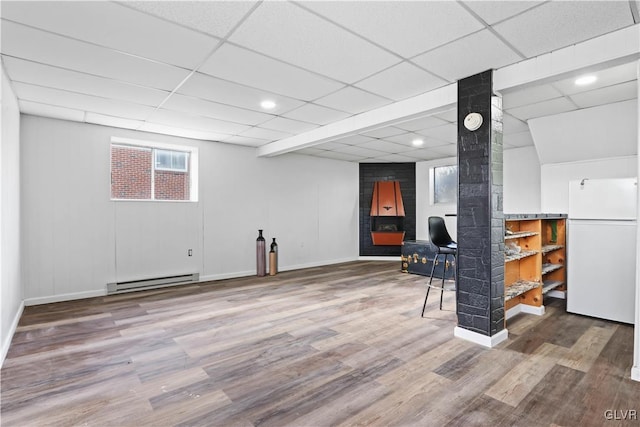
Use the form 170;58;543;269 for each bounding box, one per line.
107;273;199;294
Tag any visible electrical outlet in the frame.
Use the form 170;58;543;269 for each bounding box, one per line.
188;249;193;257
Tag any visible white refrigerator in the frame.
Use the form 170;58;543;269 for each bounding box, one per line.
567;177;638;324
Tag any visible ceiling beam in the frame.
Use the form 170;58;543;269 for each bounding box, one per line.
256;83;456;157
495;24;640;93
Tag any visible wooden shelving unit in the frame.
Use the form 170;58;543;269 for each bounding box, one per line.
504;215;567;320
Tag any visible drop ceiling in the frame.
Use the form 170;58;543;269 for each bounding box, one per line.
1;1;639;163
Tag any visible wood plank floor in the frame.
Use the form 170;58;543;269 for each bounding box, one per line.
2;261;638;426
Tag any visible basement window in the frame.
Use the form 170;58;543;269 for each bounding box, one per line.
110;137;198;202
431;165;458;205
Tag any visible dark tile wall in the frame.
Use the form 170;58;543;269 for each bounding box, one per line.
456;70;505;336
359;163;416;256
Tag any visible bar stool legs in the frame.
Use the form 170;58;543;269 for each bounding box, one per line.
421;253;455;317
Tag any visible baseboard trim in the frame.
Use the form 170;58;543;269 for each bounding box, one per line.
454;326;508;348
357;256;399;261
631;366;640;382
24;289;106;306
1;301;24;368
506;304;545;320
199;257;359;283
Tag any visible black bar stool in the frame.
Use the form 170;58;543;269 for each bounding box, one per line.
421;216;457;316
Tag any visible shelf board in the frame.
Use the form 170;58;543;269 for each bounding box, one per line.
542;263;563;275
505;280;541;301
542;280;564;294
505;250;538;263
505;231;539;240
541;244;564;254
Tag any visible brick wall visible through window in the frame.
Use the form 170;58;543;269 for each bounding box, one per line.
111;143;191;201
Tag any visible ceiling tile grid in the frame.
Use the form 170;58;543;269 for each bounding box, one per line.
301;1;484;58
492;1;635;57
0;0;637;164
412;29;523;83
227;1;401;83
354;62;448;101
122;1;259;39
2;1;218;69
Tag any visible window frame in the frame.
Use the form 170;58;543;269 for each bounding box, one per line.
110;136;199;202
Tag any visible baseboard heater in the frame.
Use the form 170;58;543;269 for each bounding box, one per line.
107;273;199;294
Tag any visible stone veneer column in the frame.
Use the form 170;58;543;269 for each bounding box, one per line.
454;70;507;347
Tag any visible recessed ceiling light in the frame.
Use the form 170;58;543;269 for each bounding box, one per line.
260;100;276;110
575;75;597;86
412;138;424;147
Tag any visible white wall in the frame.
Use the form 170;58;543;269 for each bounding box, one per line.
1;64;23;365
503;146;541;214
20;115;358;303
540;156;638;213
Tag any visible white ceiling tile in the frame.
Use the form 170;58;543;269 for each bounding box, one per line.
282;103;352;125
330;144;388;157
431;144;458;158
2;57;169;107
240;126;293;141
552;61;638;96
199;43;344;101
386;134;450;149
409;149;449;161
228;1;399;83
313;151;365;162
412;30;522;82
332;135;377;145
303;1;484;58
502;84;564;109
178;72;305;115
314;141;352;151
493;1;635;57
504;131;534;147
570;81;638;109
296;147;330;156
13;82;157;120
359;157;394;163
315;87;390;115
366;153;418;163
84;113;144;130
18;100;85;122
462;1;543;25
416;123;458;144
2;1;217;69
124;1;258;38
433;109;458;123
384;132;431;147
147;109;249;135
393;115;449;132
162;93;272;126
361;126;407;139
507;97;577;121
220;134;269;147
139;122;229;142
259;117;318;134
1;21;189;91
356;139;415;154
503;113;530;135
355;62;447;101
